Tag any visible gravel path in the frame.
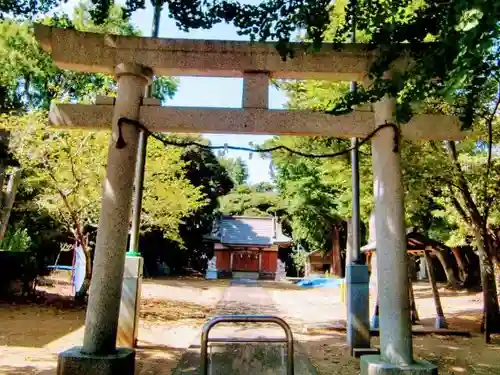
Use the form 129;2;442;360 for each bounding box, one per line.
173;279;317;375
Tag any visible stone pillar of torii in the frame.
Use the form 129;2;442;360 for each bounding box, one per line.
36;24;463;375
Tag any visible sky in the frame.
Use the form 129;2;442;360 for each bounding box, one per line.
54;0;289;184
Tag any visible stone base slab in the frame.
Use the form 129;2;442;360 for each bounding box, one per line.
57;347;135;375
361;355;437;375
353;348;380;358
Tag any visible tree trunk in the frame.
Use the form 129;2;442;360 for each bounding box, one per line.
494;257;500;305
475;229;500;342
430;248;459;288
0;130;10;209
451;247;468;285
444;140;500;340
409;277;419;323
0;168;21;240
424;250;447;328
331;224;342;277
345;218;353;267
54;183;92;300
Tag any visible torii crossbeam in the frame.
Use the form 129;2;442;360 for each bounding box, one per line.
35;24;464;375
50;102;463;140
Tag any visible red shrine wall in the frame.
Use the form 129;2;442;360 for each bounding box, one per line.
215;250;231;270
214;249;278;273
261;251;277;273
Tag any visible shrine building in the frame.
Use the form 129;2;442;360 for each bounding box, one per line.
205;216;291;279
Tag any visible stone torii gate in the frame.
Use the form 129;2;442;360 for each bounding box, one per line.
36;24;463;375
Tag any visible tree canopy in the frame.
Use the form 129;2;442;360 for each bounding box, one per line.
0;2;178;112
0;0;233;285
5;0;497;129
218;156;248;186
219;183;283;217
35;0;492;129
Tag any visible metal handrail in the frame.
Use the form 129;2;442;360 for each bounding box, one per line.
200;314;294;375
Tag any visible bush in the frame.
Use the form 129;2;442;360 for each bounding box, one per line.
0;227;31;252
0;228;37;297
0;251;37;297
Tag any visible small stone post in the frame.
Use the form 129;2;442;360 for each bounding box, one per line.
57;63;152;375
361;95;437;374
117;256;144;347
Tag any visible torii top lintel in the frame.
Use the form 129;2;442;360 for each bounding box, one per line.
34;24;376;81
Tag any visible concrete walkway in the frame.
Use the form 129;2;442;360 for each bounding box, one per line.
172;280;317;375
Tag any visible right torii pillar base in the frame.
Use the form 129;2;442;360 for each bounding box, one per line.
361;355;437;375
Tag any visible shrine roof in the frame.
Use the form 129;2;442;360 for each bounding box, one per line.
361;230;450;253
204;216;291;246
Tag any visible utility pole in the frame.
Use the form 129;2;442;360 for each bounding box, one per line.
128;0;163;255
345;0;373;357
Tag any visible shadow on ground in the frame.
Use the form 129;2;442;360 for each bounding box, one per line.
0;293;85;348
412;285;482;299
296;307;500;375
140;299;212;321
0;365;56;375
136;346;186;375
418;308;484;332
296;330;500;375
142;277;229;289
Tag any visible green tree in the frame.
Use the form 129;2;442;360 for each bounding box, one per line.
0;0;61;19
0;0;178;294
2;112;217;293
177;145;234;270
219;184;283;217
265;132;372;251
276;83;500;339
2;112;107;295
218;156;248;186
141;140;208;242
84;0;500;128
0;2;178;111
400;118;500;337
0;0;234;285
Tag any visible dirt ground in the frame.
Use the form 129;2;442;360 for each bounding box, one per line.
270;283;500;375
0;274;499;375
0;274;228;375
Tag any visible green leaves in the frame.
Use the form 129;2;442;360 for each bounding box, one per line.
163;0;499;128
1;112;106;229
0;1;179;111
0;228;31;252
0;0;62;19
263;134;369;251
1;112;224;245
218;156;248;186
22;0;497;130
219;184;282;217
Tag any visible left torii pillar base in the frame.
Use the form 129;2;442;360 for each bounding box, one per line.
57;347;135;375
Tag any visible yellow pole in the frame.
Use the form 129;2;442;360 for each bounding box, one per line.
341;279;346;304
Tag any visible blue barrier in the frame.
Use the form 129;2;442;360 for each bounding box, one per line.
296;277;344;288
47;265;73;271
